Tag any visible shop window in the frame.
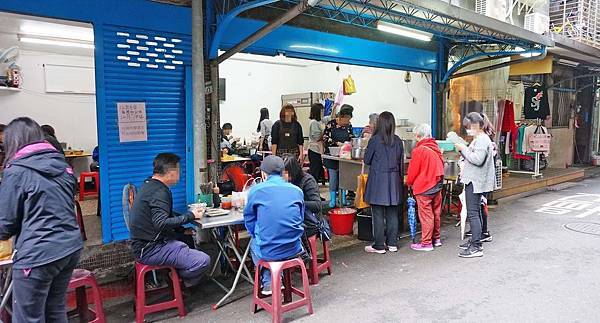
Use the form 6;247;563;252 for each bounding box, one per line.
552;89;573;128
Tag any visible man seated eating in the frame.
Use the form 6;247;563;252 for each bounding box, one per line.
243;155;305;294
129;153;211;288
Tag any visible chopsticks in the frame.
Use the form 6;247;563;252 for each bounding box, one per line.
200;182;214;195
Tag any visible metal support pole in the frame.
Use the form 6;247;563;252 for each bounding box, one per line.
210;61;220;181
192;0;208;186
215;0;309;64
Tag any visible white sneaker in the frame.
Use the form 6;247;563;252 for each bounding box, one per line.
388;246;398;252
365;245;386;254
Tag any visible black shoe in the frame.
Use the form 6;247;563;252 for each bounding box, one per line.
458;240;484;250
459;245;483;258
465;231;472;237
458;240;472;250
480;232;493;242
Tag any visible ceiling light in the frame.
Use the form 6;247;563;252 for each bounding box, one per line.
558;58;580;67
516;46;542;58
20;21;93;42
19;35;94;49
288;44;339;54
377;21;432;42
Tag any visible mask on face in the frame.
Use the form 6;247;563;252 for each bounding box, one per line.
466;129;475;136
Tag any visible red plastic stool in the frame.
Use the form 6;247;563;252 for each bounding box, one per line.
134;262;186;323
307;235;333;285
74;200;87;241
252;258;313;323
79;172;99;201
68;269;106;323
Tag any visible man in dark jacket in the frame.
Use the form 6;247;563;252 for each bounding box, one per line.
129;153;210;287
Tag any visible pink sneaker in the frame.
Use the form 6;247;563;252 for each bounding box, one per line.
410;243;434;251
433;239;443;247
365;245;386;254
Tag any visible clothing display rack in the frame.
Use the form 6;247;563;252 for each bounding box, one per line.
507;118;544;179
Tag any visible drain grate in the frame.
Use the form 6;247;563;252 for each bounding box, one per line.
564;222;600;236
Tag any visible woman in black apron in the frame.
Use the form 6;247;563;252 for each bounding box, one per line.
271;104;304;161
323;105;354;208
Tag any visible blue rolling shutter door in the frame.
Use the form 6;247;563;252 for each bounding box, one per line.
101;25;192;242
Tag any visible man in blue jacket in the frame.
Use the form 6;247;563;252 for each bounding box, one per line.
244;155;305;294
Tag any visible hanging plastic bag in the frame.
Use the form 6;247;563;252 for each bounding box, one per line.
233;177;262;209
343;75;356;95
355;163;369;209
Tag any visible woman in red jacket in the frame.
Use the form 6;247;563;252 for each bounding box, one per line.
406;123;445;251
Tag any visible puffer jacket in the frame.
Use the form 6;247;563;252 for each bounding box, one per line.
0;142;83;269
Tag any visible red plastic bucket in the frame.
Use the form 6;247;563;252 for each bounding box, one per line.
328;208;357;235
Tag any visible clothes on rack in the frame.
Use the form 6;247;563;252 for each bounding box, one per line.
508;82;525;119
511;123;549;155
501;100;517;133
524;84;550;119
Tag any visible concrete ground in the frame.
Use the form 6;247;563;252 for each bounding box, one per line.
104;177;600;322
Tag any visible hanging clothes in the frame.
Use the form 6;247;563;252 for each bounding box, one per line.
524;85;550;119
508;82;525;119
501;100;517;133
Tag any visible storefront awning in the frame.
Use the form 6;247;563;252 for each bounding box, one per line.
549;33;600;67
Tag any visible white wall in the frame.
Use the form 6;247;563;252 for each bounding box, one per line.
218;56;432;138
0;50;96;173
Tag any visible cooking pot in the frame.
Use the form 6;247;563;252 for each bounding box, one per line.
351;148;365;160
351;138;367;149
403;140;416;158
444;160;459;178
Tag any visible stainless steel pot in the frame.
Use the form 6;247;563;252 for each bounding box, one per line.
444;160;460;178
351;138;367;149
351;148;365;160
403;140;416;158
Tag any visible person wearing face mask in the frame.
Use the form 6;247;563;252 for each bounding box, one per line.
454;112;496;258
243;155;305;294
271;104;304;161
323;105;355;208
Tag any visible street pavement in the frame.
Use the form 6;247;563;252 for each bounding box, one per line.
106;177;600;322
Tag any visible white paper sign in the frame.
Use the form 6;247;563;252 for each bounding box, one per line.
117;102;148;143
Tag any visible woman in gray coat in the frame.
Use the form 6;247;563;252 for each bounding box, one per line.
363;112;404;254
454;112;496;258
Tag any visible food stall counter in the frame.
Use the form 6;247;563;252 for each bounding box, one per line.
322;154;410;191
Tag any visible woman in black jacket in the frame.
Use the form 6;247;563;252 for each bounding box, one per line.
0;117;83;323
271;104;304;161
363;112;404;254
283;154;323;238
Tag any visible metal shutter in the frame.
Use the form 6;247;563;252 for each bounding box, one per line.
100;25;191;242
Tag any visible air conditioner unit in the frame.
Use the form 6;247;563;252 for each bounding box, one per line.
475;0;507;21
525;12;550;34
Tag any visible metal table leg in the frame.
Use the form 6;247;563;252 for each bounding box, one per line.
212;236;253;310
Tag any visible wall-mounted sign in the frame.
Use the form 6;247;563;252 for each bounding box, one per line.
117;102;147;142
